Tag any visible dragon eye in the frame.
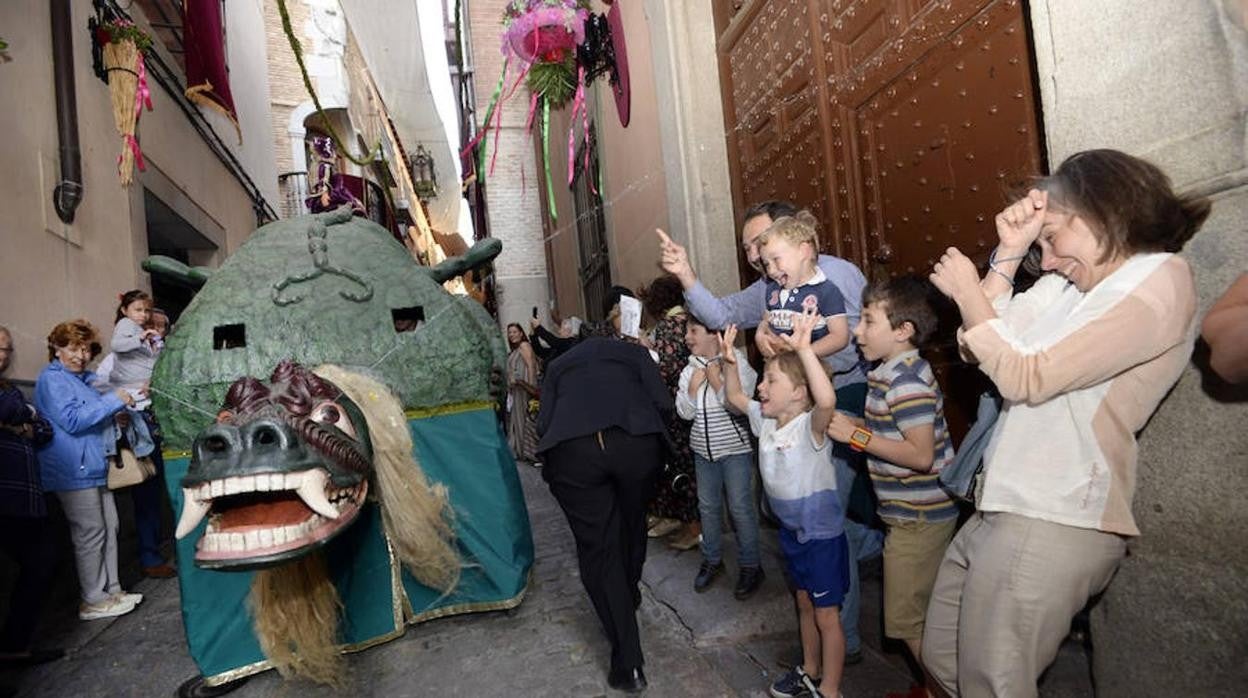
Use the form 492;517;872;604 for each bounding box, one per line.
311;401;357;439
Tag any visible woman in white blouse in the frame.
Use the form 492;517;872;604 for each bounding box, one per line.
924;149;1210;697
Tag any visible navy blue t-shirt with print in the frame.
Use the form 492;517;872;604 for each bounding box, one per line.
764;268;847;346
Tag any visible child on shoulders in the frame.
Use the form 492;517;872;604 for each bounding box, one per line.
826;276;956;697
754;212;850;368
720;309;846;698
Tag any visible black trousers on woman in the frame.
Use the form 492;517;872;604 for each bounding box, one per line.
543;428;663;673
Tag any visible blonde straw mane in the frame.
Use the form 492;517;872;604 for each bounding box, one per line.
313;365;460;592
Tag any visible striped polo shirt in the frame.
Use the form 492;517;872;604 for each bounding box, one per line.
864;350;957;522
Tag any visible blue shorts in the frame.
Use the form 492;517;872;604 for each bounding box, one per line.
779;528;850;608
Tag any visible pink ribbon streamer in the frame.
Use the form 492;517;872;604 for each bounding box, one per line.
119;51;151;176
567;67;584;187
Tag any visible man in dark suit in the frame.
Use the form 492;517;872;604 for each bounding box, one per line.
536;336;673;693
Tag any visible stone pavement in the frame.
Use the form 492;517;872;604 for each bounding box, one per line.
3;464;1094;697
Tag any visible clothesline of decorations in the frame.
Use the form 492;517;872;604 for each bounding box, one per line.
466;0;631;220
93;19;153;185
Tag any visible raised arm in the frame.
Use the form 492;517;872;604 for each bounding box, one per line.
781;310;836;441
931;190;1049;332
717;326;752;414
964;257;1196;403
656;228;766;330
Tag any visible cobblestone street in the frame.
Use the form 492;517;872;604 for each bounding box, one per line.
2;463;1098;697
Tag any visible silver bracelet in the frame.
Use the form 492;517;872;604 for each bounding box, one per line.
987;265;1015;287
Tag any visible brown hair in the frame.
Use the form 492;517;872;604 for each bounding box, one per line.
505;323;528;349
766;352;810;402
638;274;685;319
861;275;939;345
756;210;820;252
46;319;102;361
1035;149;1211;262
743;200;798;225
116;289;152;322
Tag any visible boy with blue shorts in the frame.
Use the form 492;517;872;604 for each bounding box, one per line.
721;309;847;698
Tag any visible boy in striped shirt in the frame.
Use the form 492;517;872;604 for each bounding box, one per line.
827;276;955;698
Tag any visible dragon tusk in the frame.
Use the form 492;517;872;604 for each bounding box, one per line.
295;469;339;520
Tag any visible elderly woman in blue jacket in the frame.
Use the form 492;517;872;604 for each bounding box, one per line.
34;319;142;621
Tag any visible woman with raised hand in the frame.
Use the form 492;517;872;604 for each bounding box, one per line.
925;149;1210;697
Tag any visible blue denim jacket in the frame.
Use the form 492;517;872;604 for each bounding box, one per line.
102;407;156;459
34;361;126;492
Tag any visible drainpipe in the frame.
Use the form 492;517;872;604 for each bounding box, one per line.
51;0;83;224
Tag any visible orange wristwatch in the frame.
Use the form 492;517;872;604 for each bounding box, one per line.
848;427;872;452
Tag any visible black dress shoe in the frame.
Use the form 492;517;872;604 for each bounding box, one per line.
693;560;723;593
733;566;765;600
607;666;647;693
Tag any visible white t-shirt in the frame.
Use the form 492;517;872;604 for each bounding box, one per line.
748;402;843;542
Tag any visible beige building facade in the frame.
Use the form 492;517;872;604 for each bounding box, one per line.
0;0;279;382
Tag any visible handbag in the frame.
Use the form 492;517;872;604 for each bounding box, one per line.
107;447;157;490
939;390;1001;504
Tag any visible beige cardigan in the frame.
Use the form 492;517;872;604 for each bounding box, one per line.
961;253;1197;536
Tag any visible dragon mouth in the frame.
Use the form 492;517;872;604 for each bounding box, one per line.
176;468;367;567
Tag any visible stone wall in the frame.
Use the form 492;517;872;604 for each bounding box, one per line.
469;0;551;330
1029;1;1248;695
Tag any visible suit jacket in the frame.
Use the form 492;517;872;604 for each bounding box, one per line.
535;337;673;454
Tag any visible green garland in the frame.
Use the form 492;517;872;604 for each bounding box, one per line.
527;58;576;109
98;22;152;53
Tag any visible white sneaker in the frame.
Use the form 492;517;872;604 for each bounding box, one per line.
112;591;143;605
79;596;137;621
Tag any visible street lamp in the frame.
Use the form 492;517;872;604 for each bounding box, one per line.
411;144;438;202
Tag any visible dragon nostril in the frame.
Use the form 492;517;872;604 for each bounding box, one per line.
204;435;231;454
254;426;278;446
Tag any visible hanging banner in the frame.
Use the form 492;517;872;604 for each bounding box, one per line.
183;0;241;142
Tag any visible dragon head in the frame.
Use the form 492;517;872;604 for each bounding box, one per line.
175;360;372;569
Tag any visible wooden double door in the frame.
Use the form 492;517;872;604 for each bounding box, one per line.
714;0;1045;435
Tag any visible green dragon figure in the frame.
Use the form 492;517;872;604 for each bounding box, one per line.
146;207;533;696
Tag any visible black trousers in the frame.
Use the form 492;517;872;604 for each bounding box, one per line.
0;515;56;652
544;429;663;671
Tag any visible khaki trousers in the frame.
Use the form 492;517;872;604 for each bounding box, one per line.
921;512;1125;698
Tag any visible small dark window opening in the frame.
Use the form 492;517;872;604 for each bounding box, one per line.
391;306;425;333
213;324;246;350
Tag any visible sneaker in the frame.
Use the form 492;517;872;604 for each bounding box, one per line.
694;561;723;592
113;591;143;605
734;566;765;600
79;596;136;621
770;666;819;698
